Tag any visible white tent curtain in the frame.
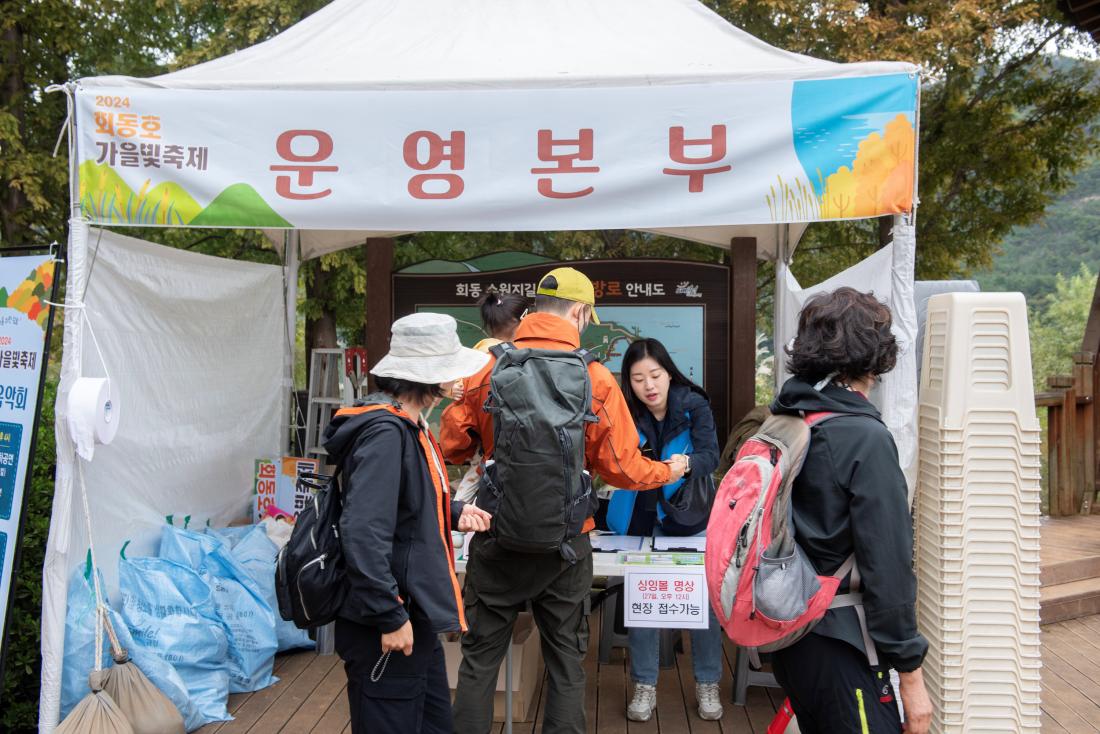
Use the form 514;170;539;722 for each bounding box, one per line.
39;229;287;730
773;215;919;496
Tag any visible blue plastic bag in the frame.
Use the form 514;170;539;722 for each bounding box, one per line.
204;525;252;549
219;524;314;652
118;556;232;725
60;563;110;719
159;526;278;692
105;604;203;731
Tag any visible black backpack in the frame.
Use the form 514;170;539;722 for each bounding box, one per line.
479;343;600;562
275;471;347;628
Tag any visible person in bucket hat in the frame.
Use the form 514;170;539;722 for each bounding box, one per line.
322;312;493;734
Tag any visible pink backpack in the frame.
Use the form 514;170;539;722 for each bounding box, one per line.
705;411;878;664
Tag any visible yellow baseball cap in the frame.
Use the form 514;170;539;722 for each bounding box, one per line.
537;267;600;324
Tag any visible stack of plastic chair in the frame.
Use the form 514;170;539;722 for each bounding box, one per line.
915;292;1042;733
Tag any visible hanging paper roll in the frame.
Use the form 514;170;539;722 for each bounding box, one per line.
67;377;120;460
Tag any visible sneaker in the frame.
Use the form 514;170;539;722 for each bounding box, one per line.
627;683;657;722
696;682;723;720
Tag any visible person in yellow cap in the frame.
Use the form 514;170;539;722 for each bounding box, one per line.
535;266;601;324
443;267;685;734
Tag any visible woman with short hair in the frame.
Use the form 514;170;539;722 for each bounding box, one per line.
770;287;931;734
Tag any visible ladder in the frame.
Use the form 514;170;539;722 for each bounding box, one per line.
303;348;348;458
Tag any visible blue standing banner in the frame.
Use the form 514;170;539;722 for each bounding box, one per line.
0;252;58;687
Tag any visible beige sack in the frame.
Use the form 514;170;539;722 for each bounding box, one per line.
97;653;186;734
55;675;135;734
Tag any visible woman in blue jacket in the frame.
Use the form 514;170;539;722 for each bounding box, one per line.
609;338;724;723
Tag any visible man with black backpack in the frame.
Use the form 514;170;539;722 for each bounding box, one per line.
442;267;686;734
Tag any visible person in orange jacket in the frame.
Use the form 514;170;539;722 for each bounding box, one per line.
442;267;686;734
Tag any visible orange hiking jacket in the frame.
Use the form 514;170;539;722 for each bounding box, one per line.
440;311;672;532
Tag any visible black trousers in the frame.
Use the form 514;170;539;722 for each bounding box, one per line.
452;534;593;734
772;633;902;734
335;616;452;734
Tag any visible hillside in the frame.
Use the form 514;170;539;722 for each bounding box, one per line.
977;157;1100;301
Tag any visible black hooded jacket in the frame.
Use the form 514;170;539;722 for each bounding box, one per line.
771;377;928;672
323;395;466;635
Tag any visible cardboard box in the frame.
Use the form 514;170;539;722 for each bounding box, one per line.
444;612;544;723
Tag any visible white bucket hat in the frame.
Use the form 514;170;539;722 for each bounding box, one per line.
370;312;489;385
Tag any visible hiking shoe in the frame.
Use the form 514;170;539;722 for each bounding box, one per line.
696;682;723;720
627;683;657;722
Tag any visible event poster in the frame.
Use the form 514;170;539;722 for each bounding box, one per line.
0;255;54;650
252;456;321;521
74;74;918;231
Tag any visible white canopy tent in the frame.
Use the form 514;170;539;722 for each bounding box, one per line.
42;1;921;729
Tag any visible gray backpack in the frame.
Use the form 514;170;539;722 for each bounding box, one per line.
479;343;599;562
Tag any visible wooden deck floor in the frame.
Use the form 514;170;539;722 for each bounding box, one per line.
1041;514;1100;569
1041;615;1100;732
195;516;1100;733
195;612;1100;734
196;602;786;734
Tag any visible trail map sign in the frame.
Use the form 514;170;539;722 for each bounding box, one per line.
393;254;731;438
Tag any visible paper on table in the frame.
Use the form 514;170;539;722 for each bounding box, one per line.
590;533;645;552
652;535;707;552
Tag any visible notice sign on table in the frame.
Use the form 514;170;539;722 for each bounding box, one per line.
624;565;709;629
0;254;55;670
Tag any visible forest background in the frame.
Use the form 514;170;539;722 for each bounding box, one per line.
2;1;1099;728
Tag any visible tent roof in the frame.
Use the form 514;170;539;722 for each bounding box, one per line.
81;0;915;91
81;0;908;259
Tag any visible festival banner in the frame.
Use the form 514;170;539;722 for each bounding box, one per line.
0;254;56;672
74;74;918;231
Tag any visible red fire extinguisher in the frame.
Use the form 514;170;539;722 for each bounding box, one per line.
766;697;795;734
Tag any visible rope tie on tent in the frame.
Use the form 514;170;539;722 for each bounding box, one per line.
44;83;79;211
76;459;113;671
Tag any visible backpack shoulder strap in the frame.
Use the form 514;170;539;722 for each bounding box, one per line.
573;347;601;423
826;554;880;668
489;342;515;359
574;347;598;366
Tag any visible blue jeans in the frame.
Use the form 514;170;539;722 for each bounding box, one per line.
628;608;724;686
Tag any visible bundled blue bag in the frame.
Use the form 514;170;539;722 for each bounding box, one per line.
60;563;110;719
159;526;278;692
216;525;314;652
105;604;203;731
118;555;232;725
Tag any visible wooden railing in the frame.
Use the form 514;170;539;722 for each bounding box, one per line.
1040;274;1100;516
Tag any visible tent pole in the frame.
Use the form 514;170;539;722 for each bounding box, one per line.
284;230;300;456
773;225;789;392
365;238;395;392
729;237;757;429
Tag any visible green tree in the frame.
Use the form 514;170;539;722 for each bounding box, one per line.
709;1;1100;285
1029;263;1097;391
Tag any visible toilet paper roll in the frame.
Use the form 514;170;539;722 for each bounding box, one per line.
67;377;120;460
